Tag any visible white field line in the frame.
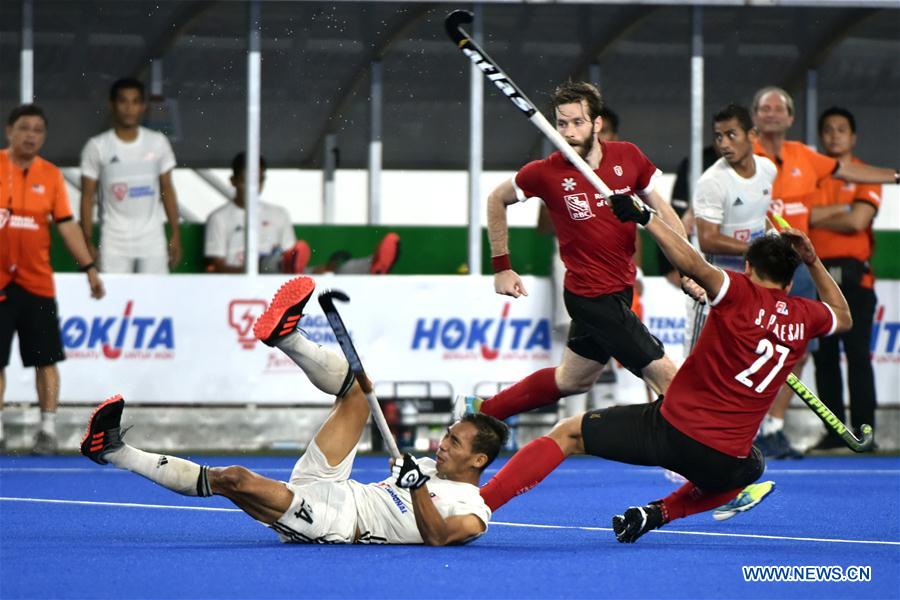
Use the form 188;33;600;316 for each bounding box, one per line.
1;496;898;546
2;467;899;475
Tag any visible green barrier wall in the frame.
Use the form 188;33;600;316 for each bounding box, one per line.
51;225;899;279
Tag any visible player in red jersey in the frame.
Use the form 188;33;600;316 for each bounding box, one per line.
477;194;851;543
471;82;695;423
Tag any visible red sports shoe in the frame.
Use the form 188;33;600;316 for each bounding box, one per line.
81;394;126;465
253;276;316;346
370;232;400;275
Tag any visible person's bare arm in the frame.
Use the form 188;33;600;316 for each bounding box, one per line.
644;215;724;300
641;189;705;301
696;218;748;256
57;219;104;299
780;229;852;334
160;171;182;269
810;202;876;234
487;179;528;298
80;176;99;261
641;189;686;238
835;162;898;185
409;485;486;546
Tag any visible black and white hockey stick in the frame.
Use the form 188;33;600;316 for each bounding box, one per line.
445;9;616;200
318;289;401;459
785;373;874;452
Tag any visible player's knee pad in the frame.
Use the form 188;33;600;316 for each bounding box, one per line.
736;446;766;488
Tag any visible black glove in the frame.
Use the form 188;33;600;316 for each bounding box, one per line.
392;453;431;490
609;194;655;226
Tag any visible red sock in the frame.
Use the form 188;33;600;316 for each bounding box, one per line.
480;367;560;421
480;436;565;512
660;482;741;521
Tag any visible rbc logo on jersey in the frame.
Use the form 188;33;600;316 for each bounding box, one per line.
775;301;789;316
564;193;594;220
411;303;551;360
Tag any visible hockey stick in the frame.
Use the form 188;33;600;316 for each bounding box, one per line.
763;216;874;451
318;289;402;459
786;374;874;452
445;9;616;200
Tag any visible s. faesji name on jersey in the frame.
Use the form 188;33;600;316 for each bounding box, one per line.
753;307;806;343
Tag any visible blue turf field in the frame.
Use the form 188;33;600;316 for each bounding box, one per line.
1;454;898;599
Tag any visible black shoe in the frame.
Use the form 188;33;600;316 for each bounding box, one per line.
772;430;803;459
81;395;126;465
253;276;316;347
612;503;664;543
753;431;780;458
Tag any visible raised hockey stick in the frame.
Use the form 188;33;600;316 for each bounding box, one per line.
318;289;402;459
445;9;616;200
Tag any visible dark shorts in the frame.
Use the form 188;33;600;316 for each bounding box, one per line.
0;283;66;369
564;288;664;375
581;398;765;493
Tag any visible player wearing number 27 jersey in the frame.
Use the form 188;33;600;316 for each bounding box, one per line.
662;269;836;458
476;192;851;543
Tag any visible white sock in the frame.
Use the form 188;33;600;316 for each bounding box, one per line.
40;411;56;436
105;445;211;497
760;416;784;437
276;331;352;396
0;414;4;441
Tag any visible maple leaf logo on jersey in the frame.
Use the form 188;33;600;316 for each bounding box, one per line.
775;301;789;316
561;178;576;191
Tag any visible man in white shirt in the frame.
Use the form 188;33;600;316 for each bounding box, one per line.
204;153;296;273
81;276;508;545
686;104;776;353
686;105;804;462
80;78;182;273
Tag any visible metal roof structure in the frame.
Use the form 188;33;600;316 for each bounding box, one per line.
1;1;898;172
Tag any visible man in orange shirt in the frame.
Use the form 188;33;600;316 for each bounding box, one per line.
1;104;104;454
808;107;881;451
750;86;898;457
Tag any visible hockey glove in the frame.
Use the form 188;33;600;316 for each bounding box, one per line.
392;453;431;490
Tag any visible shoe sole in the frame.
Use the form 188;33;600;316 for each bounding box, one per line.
253;276;316;346
80;394;125;463
713;481;776;521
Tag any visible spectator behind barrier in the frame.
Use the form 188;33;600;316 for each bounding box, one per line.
80;77;182;274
